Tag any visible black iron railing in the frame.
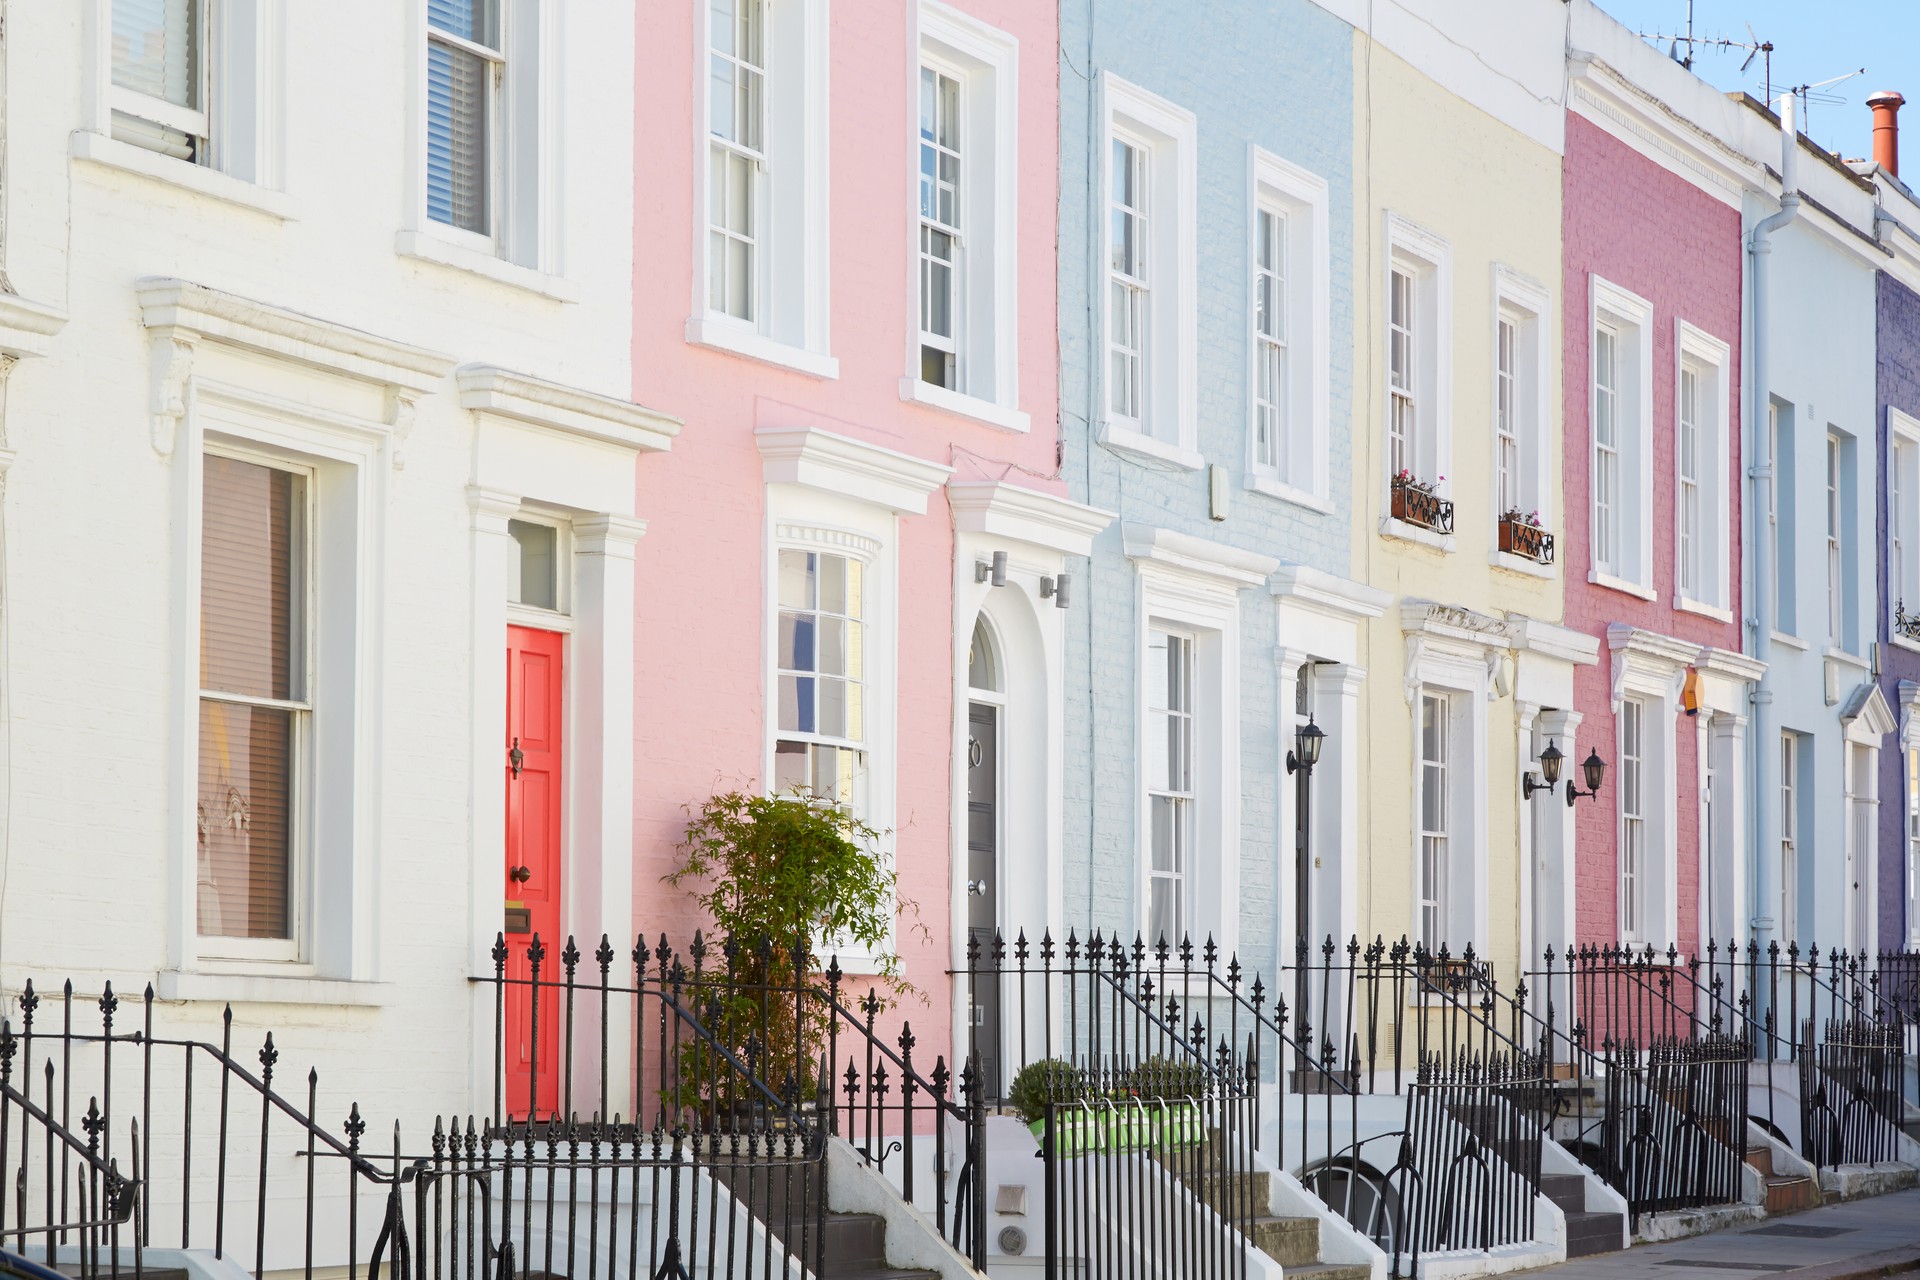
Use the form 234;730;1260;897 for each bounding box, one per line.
1598;1035;1750;1229
1799;1018;1907;1170
476;929;990;1270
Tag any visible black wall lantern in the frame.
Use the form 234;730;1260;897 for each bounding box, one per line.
1522;739;1563;800
1287;717;1325;775
1565;747;1607;807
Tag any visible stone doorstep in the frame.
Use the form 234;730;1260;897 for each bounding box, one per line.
1747;1143;1821;1214
1154;1147;1371;1279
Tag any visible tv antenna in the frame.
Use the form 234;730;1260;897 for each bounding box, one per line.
1790;68;1867;138
1638;8;1775;102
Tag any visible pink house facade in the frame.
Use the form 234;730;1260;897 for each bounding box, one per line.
624;0;1101;1074
1561;77;1761;955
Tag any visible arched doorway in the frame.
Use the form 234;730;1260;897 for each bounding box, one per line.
965;616;1005;1092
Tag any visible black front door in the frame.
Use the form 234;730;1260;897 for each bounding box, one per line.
966;702;1003;1095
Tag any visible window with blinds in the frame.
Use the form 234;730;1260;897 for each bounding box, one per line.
111;0;206;160
198;455;307;943
427;0;501;235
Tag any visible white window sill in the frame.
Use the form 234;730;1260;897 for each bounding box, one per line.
898;378;1030;433
1771;630;1808;652
1889;633;1920;655
1490;550;1554;580
1823;646;1870;670
1246;474;1333;515
1378;516;1454;552
1588;569;1657;602
156;968;389;1007
1097;422;1203;471
1675;595;1734;624
395;230;580;303
686;317;839;379
70;130;297;221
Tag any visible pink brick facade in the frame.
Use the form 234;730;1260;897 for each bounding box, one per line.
628;4;1063;1055
1561;114;1745;950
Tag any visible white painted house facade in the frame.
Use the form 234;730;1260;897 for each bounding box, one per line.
0;0;674;1152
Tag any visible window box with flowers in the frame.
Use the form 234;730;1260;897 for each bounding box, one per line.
1390;471;1453;535
1498;509;1554;565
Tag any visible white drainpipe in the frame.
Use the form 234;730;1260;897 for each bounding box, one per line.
1747;94;1802;954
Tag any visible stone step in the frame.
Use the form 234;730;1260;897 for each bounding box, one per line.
1745;1143;1776;1177
1283;1263;1374;1280
1564;1209;1625;1259
1540;1172;1587;1213
823;1212;890;1267
1764;1174;1818;1214
1247;1213;1321;1267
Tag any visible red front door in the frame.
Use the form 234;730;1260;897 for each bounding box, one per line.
505;626;564;1120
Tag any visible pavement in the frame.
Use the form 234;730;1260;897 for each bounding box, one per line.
1514;1189;1920;1280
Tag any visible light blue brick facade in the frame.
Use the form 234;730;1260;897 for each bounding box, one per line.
1058;0;1355;977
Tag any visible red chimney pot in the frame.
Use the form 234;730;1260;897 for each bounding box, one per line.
1869;90;1905;177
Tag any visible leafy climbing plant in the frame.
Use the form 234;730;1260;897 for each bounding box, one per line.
663;789;920;1116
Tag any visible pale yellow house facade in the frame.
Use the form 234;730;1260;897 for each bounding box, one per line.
1342;15;1598;987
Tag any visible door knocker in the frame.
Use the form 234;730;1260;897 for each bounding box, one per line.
509;737;525;778
967;736;983;768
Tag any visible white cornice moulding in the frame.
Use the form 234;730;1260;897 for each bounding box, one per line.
457;365;680;455
1841;680;1898;739
1566;69;1754;208
1696;644;1766;683
1606;623;1702;669
947;480;1113;557
1399;599;1511;649
756;426;953;515
1268;564;1392;620
0;293;69;359
137;278;456;391
1507;615;1603;667
1122;523;1278;591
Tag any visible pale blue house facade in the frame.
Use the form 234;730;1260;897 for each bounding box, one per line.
1058;0;1383;977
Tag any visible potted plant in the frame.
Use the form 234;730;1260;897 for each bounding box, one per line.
1390;471;1451;533
1009;1058;1103;1153
1123;1055;1211;1148
664;789;919;1121
1498;508;1553;563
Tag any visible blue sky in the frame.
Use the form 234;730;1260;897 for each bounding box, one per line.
1595;0;1916;156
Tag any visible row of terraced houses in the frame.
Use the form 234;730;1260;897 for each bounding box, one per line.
0;0;1918;1277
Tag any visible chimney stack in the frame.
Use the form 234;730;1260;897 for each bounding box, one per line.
1869;90;1905;176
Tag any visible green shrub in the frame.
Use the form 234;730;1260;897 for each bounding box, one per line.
1007;1058;1086;1125
1124;1054;1212;1101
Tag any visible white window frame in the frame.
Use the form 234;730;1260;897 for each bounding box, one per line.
196;443;315;964
1606;626;1682;947
1781;730;1800;945
689;0;836;379
1889;410;1920;651
771;541;874;814
1589;276;1655;598
76;0;288;213
1673;322;1732;617
1771;400;1798;638
1490;266;1551;574
1828;432;1843;647
1400;611;1495;950
1245;148;1330;510
1908;742;1920;950
396;0;559;287
173;383;387;984
1144;626;1197;945
1416;689;1453;950
1618;696;1648;943
757;427;950;971
901;3;1025;432
1381;212;1452;545
1098;74;1198;470
1124;525;1273;958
